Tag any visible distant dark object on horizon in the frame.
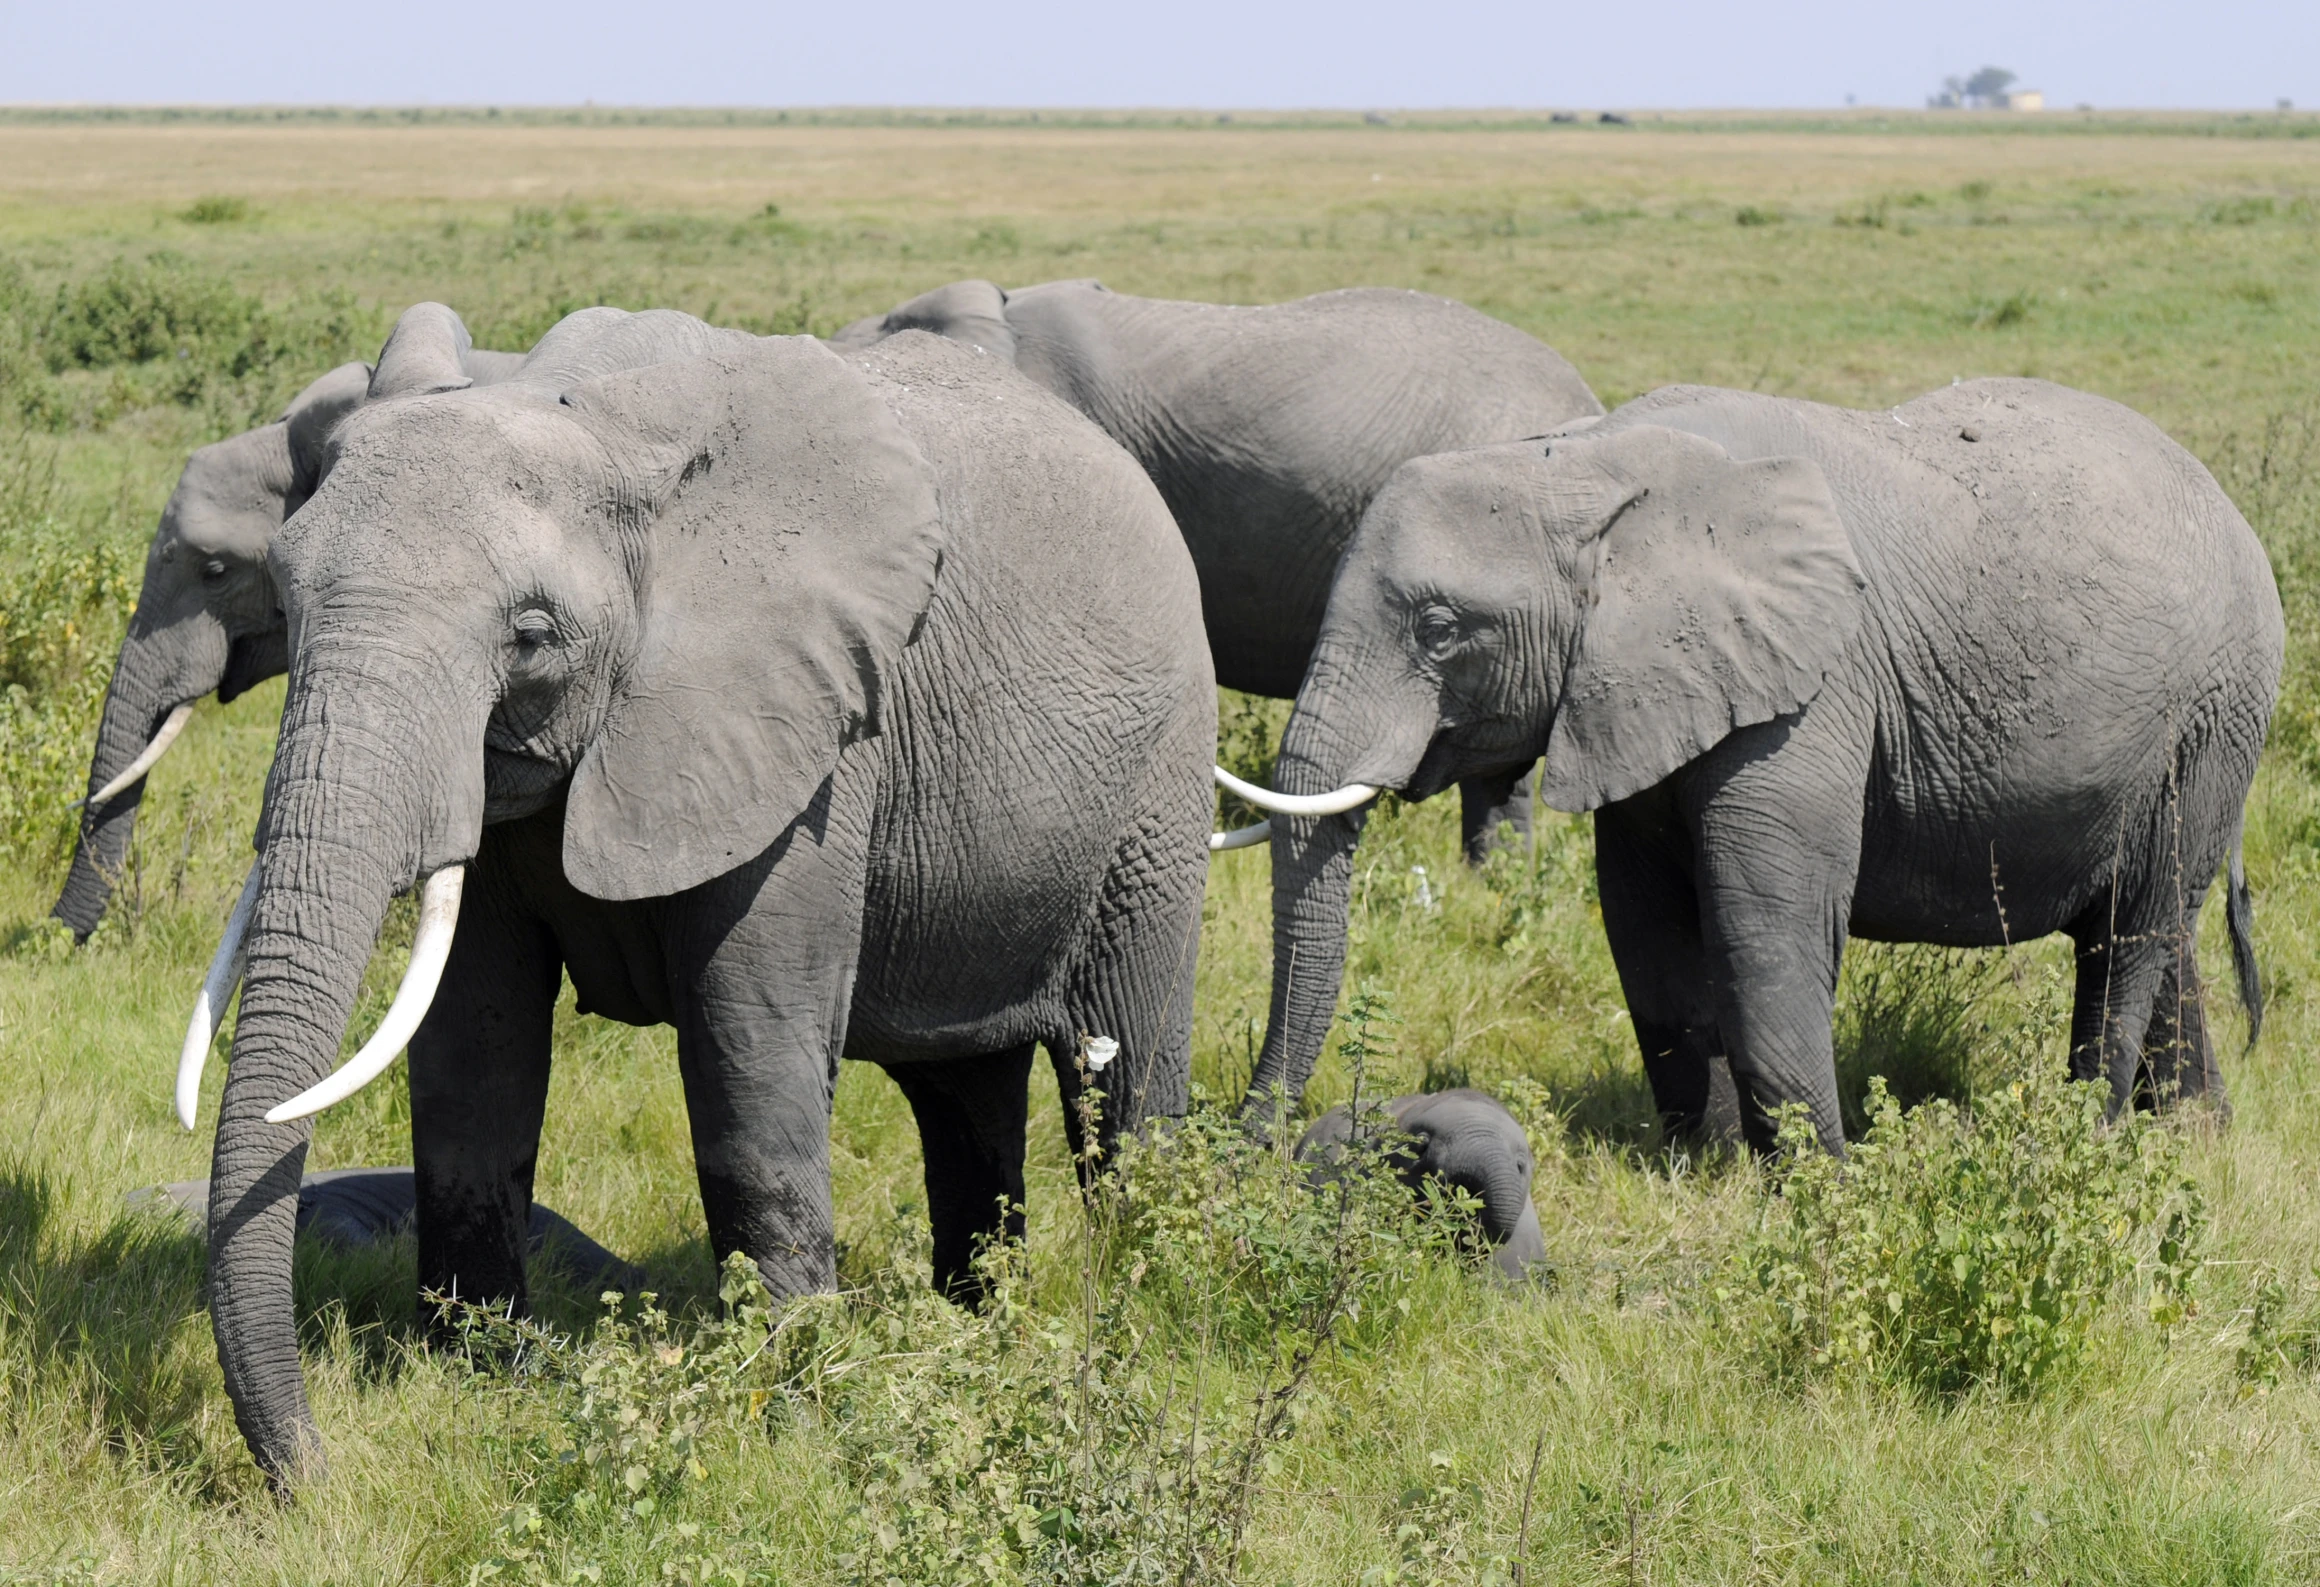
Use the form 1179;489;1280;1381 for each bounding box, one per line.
1599;112;1629;125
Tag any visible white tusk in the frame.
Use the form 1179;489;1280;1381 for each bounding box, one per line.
76;702;196;809
1209;821;1272;852
1212;765;1377;818
177;858;263;1130
263;867;465;1125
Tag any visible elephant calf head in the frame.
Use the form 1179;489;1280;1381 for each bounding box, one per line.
1297;1088;1546;1280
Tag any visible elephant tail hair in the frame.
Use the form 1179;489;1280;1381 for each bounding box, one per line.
2226;836;2263;1051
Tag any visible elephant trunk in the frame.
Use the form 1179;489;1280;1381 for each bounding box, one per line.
1243;676;1386;1123
206;655;473;1490
53;613;228;939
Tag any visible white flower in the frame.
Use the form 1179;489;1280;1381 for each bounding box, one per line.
1083;1036;1119;1074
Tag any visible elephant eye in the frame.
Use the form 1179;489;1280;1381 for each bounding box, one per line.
198;558;229;584
1415;607;1462;662
509;611;561;658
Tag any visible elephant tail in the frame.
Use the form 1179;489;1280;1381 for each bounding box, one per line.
2226;836;2263;1051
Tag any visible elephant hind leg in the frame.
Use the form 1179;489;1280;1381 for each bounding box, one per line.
2136;953;2230;1119
886;1045;1036;1301
2065;916;2178;1120
1459;762;1537;868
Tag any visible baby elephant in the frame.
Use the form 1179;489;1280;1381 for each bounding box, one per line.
1296;1089;1546;1279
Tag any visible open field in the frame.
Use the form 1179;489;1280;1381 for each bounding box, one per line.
1;116;2318;1582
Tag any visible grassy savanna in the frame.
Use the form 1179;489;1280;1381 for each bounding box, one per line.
0;114;2317;1581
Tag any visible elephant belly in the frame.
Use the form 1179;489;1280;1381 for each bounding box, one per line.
1848;742;2151;949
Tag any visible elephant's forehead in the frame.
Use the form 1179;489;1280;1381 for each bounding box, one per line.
329;394;596;503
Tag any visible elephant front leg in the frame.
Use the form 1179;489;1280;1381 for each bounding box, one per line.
1459;761;1536;868
408;858;562;1328
1684;736;1864;1155
668;795;871;1301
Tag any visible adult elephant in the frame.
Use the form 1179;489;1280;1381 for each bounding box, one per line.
51;305;526;940
1231;379;2280;1151
830;278;1604;862
183;306;1213;1490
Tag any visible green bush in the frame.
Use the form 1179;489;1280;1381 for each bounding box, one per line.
1725;980;2205;1398
0;442;134;866
456;997;1464;1585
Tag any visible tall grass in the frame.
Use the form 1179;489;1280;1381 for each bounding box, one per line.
0;121;2317;1581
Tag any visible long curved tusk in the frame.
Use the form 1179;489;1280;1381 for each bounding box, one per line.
76;702;196;809
1209;821;1272;852
177;858;263;1130
1212;765;1378;818
263;867;465;1125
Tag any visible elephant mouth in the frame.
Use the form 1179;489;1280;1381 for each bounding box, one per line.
483;746;573;820
218;629;288;704
1402;725;1534;804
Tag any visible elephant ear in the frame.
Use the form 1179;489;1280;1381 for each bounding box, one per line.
1536;424;1864;811
835;279;1016;362
369;303;476;399
281;361;373;511
560;337;943;901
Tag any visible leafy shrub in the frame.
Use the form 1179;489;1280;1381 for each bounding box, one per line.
0;442;135;865
2201;196;2276;225
2236;1263;2320;1390
458;996;1459;1584
1734;205;1784;227
1969;290;2036;328
179;195;251;225
44;253;259;372
1725;983;2205;1399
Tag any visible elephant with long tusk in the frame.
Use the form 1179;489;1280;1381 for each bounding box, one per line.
830;279;1604;864
52;306;527;943
187;307;1215;1493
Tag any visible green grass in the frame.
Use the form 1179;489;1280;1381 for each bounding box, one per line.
1;118;2319;1582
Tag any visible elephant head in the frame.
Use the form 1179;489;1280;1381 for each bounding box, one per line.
194;311;945;1489
828;278;1015;361
1296;1088;1545;1279
1242;426;1864;1112
52;305;526;941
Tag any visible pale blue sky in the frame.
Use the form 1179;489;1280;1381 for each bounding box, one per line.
3;0;2312;110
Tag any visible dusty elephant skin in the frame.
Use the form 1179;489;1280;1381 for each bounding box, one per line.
1296;1088;1545;1279
52;308;526;941
1252;379;2283;1152
832;278;1605;861
199;308;1214;1491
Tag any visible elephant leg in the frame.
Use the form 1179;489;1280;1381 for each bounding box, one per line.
886;1046;1037;1300
1594;797;1737;1145
1459;761;1536;868
1057;790;1207;1156
2140;952;2229;1118
669;787;872;1301
408;848;560;1330
1685;728;1866;1155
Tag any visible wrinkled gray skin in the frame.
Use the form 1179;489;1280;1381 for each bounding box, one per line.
1255;380;2281;1151
831;279;1604;862
52;306;526;940
1296;1089;1544;1279
204;306;1213;1490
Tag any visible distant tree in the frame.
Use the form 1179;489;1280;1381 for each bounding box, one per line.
1964;67;2018;105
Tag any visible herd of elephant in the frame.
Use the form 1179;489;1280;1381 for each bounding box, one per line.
55;276;2282;1489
